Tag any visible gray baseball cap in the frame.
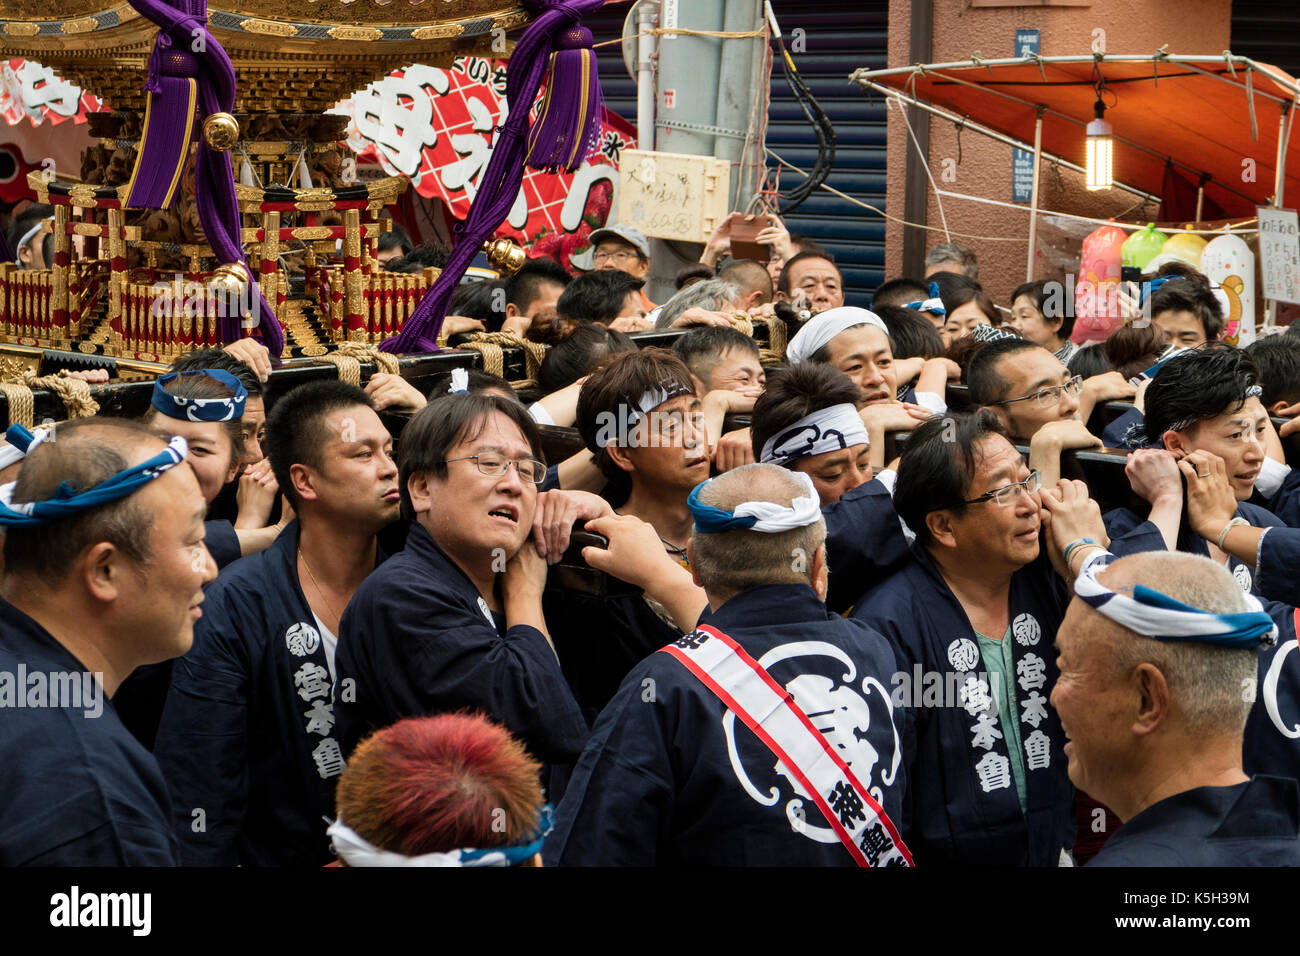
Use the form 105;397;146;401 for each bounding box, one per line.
571;224;650;271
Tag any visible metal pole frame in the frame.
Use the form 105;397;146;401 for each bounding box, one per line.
1026;107;1043;281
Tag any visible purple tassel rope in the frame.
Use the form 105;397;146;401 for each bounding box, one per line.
526;26;604;173
381;0;605;354
126;0;283;353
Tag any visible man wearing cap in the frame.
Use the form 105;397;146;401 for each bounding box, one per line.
1054;549;1300;865
580;224;656;312
545;464;909;866
0;418;216;864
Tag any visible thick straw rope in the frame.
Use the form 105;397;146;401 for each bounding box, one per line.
319;341;401;387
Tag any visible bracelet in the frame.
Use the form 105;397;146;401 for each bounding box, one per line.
1216;517;1249;551
1062;537;1098;567
1066;542;1106;576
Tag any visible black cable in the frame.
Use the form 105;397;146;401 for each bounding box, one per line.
770;25;836;214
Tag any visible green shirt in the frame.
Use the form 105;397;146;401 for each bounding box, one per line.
977;627;1027;815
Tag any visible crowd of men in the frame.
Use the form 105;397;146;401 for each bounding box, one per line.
3;216;1300;869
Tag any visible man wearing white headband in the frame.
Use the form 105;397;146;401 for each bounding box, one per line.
547;464;909;866
8;203;52;270
1053;550;1300;865
556;349;710;716
750;363;912;613
785;306;940;469
0;418;216;865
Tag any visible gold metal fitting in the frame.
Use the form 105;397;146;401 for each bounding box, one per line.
209;260;251;296
202;112;241;151
482;237;527;275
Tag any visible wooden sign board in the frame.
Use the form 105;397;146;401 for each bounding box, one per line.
616;149;731;244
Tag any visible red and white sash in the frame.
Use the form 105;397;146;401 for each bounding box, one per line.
662;624;914;867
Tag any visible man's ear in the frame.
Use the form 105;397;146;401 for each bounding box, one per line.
926;509;958;550
407;470;434;515
1270;399;1293;416
505;302;521;319
687;539;703;589
1132;662;1170;738
605;439;637;476
1162;429;1190;458
774;289;789;304
82;542;125;605
981;403;1012;433
811;543;828;601
289;462;318;504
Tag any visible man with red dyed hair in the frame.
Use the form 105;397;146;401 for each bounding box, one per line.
328;713;549;867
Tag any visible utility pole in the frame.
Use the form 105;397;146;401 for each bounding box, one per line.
643;0;767;302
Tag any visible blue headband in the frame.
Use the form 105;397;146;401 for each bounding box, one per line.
688;471;823;534
0;435;189;528
151;370;248;423
1137;275;1177;308
327;803;555;868
903;297;946;316
1075;552;1277;649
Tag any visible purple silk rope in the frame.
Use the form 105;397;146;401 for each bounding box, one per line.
125;0;283;353
381;0;605;354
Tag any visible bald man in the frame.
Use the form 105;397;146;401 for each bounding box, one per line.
1053;550;1300;866
0;418;217;864
545;464;909;866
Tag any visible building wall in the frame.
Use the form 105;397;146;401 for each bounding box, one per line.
884;0;1233;308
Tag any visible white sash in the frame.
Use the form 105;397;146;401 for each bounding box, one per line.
663;624;913;867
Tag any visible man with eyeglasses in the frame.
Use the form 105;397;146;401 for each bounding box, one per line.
1098;347;1300;789
851;410;1108;866
579;224;656;312
970;337;1135;486
334;392;590;798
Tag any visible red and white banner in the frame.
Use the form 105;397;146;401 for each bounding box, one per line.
0;59;102;127
331;56;634;268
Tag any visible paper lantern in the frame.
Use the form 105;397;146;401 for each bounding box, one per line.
1121;223;1167;270
1159;226;1208;270
1073;219;1127;343
1201;232;1256;346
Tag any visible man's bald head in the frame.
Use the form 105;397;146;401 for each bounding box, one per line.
690;463;826;601
3;418;168;582
718;259;774;307
1087;552;1255;735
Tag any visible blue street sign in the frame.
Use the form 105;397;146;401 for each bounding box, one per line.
1012;30;1041;201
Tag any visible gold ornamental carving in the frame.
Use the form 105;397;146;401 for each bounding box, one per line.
239;17;296;37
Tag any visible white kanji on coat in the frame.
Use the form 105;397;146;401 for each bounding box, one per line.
1233;562;1253;593
311;737;346;779
294;662;331;702
970;711;1002;751
1012;613;1041;646
1024;728;1051;770
303;698;335;737
947;637;979;673
975;751;1012;792
959;675;992;716
1016;652;1047;692
285;622;320;658
1020;690;1049;728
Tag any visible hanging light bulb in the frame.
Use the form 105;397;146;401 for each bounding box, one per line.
1085;99;1113;191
